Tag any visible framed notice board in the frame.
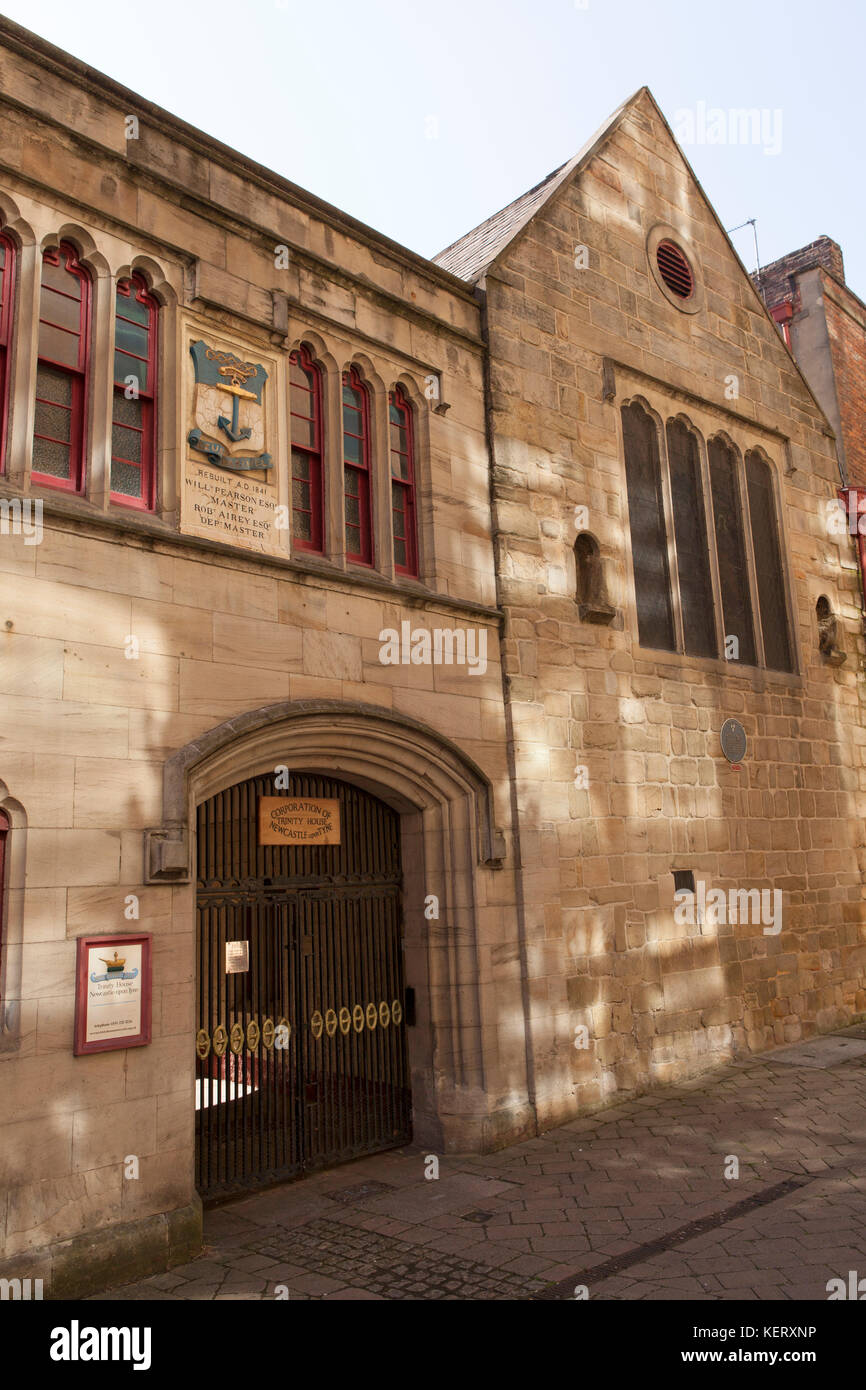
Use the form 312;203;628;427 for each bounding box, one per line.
73;934;152;1055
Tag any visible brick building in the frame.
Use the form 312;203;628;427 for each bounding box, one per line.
757;236;866;487
0;16;864;1295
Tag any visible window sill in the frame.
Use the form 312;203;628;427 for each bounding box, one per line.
634;642;803;689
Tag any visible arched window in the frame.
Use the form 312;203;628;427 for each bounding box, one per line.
290;344;324;553
112;274;158;509
708;436;756;666
621;400;674;651
33;242;90;491
745;451;792;672
342;366;373;565
0;233;16;471
389;386;418;576
666;418;715;657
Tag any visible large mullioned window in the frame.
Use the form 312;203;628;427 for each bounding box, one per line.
342;366;373;565
388;386;418;576
112;274;158;509
621;399;793;672
290;344;324;553
32;243;90;490
0;234;15;471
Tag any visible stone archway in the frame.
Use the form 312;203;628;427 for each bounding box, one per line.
145;700;507;1150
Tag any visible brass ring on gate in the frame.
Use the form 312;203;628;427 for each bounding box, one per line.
213;1025;228;1057
262;1017;275;1049
310;1010;324;1039
366;1002;378;1031
339;1007;351;1035
325;1009;337;1037
379;1001;391;1028
391;1000;403;1025
195;1028;211;1059
352;1004;364;1033
230;1022;244;1055
246;1019;260;1051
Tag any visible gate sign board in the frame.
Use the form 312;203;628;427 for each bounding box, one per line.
258;797;341;846
74;934;152;1054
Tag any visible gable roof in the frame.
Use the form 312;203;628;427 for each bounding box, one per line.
433;92;636;284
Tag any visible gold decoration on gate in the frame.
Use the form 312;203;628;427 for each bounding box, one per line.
310;1010;324;1039
246;1019;261;1051
366;1002;378;1031
339;1007;351;1035
352;1004;365;1033
325;1009;337;1037
391;999;403;1025
230;1022;245;1055
195;1028;211;1059
213;1024;228;1057
262;1017;275;1050
379;1001;391;1028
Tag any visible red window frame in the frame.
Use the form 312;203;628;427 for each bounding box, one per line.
112;274;158;511
289;344;324;553
32;242;91;492
771;302;793;350
342;366;373;566
389;386;418;577
0;233;16;473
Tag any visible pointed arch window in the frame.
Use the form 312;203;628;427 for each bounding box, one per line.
342;366;373;565
622;400;674;651
620;403;793;672
290;344;324;553
389;386;418;576
745;450;793;672
33;242;91;491
112;274;158;509
0;234;16;471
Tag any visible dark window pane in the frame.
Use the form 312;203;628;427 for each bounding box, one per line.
111;458;142;496
746;452;793;671
115;318;148;358
292;477;310;510
112;422;142;464
708;438;756;665
35;364;72;406
41;285;82;333
116;291;149;325
41;258;81;297
292;449;311;481
345;492;360;526
38;321;79;368
622;402;674;651
114;351;148;393
293;508;312;541
394;537;406;567
666;419;716;657
34;397;71;442
113;392;142;429
291;413;315;449
32;434;70;477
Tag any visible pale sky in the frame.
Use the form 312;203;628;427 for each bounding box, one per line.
2;0;863;293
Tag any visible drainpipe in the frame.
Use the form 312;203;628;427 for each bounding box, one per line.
478;281;540;1139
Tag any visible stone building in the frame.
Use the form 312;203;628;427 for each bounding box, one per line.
0;16;864;1295
435;93;866;1132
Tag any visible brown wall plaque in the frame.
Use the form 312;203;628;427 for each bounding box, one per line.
258;797;341;845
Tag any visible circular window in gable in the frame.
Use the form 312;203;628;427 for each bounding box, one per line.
647;224;703;314
656;240;694;299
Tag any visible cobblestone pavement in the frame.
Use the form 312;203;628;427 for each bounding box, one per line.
91;1026;866;1301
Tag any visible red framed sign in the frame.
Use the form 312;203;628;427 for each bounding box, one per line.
74;934;152;1055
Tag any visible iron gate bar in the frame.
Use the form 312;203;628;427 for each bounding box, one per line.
195;772;410;1200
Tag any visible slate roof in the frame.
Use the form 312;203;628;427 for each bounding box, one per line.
432;93;637;285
